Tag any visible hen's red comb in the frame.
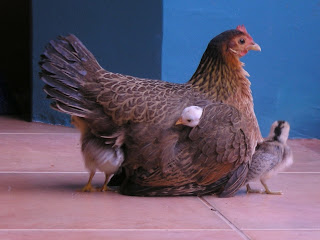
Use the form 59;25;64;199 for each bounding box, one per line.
236;25;248;34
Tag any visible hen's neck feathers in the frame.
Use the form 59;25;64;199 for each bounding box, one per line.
188;42;263;144
188;43;252;107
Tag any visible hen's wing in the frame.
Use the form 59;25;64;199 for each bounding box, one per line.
86;74;202;127
120;103;252;197
189;103;250;182
40;34;201;136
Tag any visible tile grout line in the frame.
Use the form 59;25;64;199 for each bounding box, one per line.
0;132;78;135
1;228;319;231
198;196;251;240
0;171;319;174
0;229;233;232
242;228;320;231
0;171;92;174
280;172;320;174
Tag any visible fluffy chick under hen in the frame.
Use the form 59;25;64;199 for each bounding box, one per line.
246;121;293;195
71;116;125;192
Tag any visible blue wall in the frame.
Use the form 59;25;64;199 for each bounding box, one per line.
162;0;320;138
32;0;162;126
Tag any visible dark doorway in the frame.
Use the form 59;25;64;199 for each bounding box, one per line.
0;0;32;121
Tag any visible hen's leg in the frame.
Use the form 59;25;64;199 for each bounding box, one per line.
246;183;263;194
261;180;283;195
98;173;110;192
80;171;96;192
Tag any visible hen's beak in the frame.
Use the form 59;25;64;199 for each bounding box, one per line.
175;118;183;125
248;42;261;51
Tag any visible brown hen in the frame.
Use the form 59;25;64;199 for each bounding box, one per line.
39;25;262;197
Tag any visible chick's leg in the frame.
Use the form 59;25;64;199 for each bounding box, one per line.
81;171;96;192
98;173;110;192
246;183;263;194
261;180;283;195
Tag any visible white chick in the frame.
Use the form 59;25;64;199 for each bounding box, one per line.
175;106;203;127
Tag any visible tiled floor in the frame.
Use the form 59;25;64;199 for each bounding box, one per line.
0;116;319;240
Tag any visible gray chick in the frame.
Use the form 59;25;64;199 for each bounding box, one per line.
246;120;293;195
71;116;125;192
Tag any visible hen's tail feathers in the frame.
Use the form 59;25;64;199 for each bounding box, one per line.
119;177;229;197
39;34;102;117
219;163;248;198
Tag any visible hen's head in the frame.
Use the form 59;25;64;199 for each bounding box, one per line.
209;25;261;58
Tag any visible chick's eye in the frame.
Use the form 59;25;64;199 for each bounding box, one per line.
239;38;245;44
187;119;191;122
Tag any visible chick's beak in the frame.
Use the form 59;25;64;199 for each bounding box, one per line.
248;42;261;51
175;118;183;125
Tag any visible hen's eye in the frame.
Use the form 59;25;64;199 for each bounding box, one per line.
239;38;245;44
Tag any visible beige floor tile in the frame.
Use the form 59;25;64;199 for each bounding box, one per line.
1;118;319;240
205;174;320;229
287;139;320;172
0;173;230;230
0;134;84;172
245;230;320;240
0;230;242;240
0;117;76;134
292;139;320;154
